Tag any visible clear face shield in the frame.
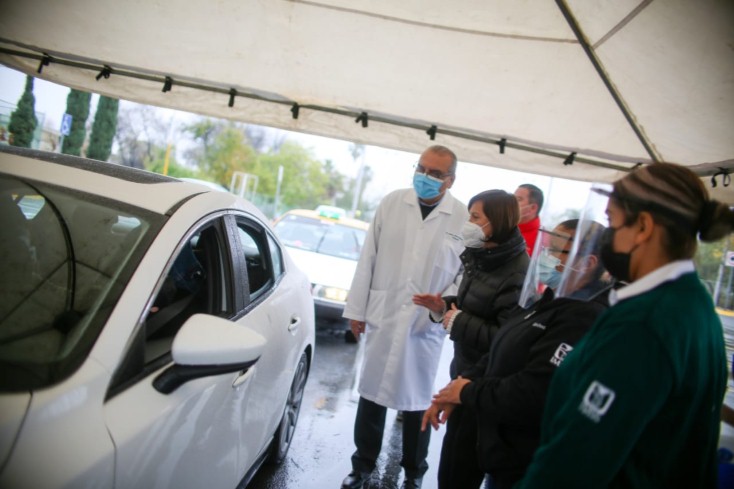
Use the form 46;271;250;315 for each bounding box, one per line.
518;184;612;308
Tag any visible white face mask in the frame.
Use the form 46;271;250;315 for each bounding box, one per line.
461;221;489;248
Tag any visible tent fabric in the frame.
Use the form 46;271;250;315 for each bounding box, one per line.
1;0;733;201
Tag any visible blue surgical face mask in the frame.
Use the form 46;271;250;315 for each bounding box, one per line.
538;253;562;289
413;172;444;200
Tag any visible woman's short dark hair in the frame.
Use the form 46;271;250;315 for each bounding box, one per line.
468;189;519;244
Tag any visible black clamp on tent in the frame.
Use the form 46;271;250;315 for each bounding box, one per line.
291;103;300;120
162;76;173;93
96;65;112;81
499;138;507;154
426;125;437;141
37;54;52;74
711;168;731;188
355;112;368;128
563;152;577;166
228;88;237;107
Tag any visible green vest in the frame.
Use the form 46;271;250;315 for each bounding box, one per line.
517;272;727;488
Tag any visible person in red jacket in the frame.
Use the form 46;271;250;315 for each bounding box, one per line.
515;184;543;255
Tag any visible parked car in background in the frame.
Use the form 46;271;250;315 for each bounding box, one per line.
0;146;315;489
273;208;368;327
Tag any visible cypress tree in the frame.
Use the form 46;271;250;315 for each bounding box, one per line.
8;75;38;148
87;95;119;161
61;89;92;156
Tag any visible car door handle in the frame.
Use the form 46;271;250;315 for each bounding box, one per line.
232;366;256;388
288;315;301;333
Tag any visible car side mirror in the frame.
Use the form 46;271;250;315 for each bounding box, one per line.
153;314;266;394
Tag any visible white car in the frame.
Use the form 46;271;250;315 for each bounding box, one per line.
272;209;368;322
0;146;315;489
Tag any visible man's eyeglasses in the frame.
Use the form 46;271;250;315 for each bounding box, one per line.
414;164;452;180
546;248;571;256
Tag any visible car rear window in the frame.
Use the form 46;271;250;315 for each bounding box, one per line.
274;214;366;261
0;175;164;391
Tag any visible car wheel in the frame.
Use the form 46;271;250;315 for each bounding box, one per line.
268;352;309;465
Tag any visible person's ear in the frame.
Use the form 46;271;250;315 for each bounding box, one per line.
635;212;655;244
585;254;599;271
445;175;455;189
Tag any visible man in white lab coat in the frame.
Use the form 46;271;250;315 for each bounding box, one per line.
341;145;468;489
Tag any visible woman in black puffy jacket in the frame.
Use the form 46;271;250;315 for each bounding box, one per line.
413;189;529;489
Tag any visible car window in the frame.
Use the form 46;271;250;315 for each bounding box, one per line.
108;218;235;397
268;234;283;280
0;175;162;392
273;215;366;260
143;221;231;364
234;219;274;301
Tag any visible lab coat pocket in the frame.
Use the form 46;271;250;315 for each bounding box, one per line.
431;260;461;296
365;289;387;329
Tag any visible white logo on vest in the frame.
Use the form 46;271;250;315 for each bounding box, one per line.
579;380;616;423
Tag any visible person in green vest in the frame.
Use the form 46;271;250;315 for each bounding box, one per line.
516;162;732;488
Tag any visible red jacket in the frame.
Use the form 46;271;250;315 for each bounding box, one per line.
519;216;540;255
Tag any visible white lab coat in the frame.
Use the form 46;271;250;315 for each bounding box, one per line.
344;188;468;411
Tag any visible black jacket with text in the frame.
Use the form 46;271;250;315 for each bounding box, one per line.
459;283;611;480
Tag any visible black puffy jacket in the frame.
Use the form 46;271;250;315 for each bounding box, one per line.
442;227;529;378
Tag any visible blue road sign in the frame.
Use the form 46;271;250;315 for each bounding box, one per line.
60;113;73;136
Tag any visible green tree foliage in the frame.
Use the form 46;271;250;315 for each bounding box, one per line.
184;118;354;213
61;89;91;156
208;124;257;185
87;96;119;161
255;141;332;210
694;235;734;309
145;145;196;178
8;75;37;148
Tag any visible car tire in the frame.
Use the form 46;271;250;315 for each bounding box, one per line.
267;352;309;465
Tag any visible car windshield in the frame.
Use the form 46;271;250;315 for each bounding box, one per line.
274;214;366;261
0;175;164;391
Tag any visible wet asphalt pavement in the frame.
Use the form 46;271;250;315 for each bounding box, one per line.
247;318;453;489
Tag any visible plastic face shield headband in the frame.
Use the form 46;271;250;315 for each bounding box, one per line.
591;186;697;234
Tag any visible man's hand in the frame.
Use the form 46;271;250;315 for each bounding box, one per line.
421;401;455;431
350;319;366;341
412;293;445;316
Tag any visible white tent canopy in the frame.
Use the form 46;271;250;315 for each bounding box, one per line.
1;0;733;201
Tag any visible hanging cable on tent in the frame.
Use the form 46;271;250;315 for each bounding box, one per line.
95;65;112;81
711;168;731;188
355;112;368;128
426;125;437;140
162;76;173;93
564;152;577;166
228;88;237;107
291;103;300;120
499;138;507;154
37;54;51;74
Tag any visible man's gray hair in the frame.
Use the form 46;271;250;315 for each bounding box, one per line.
426;145;458;175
